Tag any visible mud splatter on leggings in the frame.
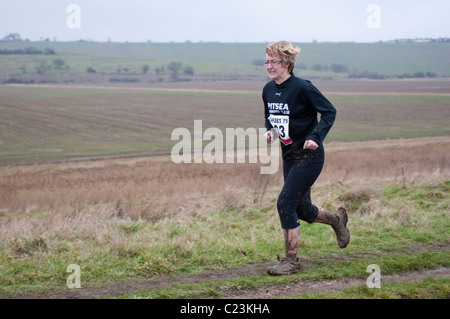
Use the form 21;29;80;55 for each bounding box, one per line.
277;142;324;229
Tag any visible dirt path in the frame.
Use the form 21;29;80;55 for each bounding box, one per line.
221;267;449;299
11;244;449;299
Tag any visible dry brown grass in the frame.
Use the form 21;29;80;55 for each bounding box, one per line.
1;136;448;215
0;136;448;243
0;158;278;219
318;136;450;185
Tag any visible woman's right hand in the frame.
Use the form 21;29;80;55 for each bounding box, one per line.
264;130;274;144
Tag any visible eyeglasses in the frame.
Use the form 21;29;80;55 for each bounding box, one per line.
264;60;283;66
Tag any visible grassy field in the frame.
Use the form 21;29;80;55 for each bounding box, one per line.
1;41;450;78
0;81;449;300
0;84;449;165
0;153;448;298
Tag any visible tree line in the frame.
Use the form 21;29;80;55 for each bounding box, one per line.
0;47;55;55
253;59;440;79
86;61;194;80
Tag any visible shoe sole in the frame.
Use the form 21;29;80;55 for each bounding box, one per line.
336;207;350;249
266;259;302;276
266;268;300;276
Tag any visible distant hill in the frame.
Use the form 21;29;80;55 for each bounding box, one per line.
0;41;449;80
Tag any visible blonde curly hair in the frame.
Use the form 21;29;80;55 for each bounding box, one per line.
266;41;301;75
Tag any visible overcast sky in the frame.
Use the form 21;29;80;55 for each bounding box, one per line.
1;0;449;43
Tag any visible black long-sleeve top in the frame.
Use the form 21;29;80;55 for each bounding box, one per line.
263;74;336;157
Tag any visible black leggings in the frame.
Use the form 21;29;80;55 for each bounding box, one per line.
277;143;324;229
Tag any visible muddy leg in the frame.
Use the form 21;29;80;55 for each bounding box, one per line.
314;206;338;225
266;226;302;275
314;206;350;248
283;226;300;260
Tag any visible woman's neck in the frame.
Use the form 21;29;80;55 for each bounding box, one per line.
275;73;292;85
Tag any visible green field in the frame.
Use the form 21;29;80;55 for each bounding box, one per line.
1;41;450;78
1;176;448;299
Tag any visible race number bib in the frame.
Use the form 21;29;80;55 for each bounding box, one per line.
268;115;292;145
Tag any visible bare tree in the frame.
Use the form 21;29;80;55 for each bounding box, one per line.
3;33;21;42
142;64;150;74
167;61;182;80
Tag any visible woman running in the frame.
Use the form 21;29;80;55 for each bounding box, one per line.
263;41;350;276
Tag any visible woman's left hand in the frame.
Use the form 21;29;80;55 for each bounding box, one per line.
303;139;319;150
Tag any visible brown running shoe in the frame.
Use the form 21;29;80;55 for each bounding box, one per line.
332;207;350;248
266;255;302;276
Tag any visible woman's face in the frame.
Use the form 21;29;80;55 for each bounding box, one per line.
265;53;290;83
